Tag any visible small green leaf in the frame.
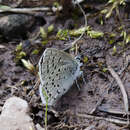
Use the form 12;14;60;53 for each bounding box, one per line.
31;49;39;55
56;29;69;40
42;40;48;45
109;33;116;38
69;26;89;36
48;24;54;33
87;30;104;38
117;42;124;46
83;56;88;63
40;27;47;39
21;59;35;72
108;0;115;4
100;9;108;14
109;39;115;44
121;31;126;40
126;35;130;44
16;42;22;51
53;2;60;8
112;45;117;55
102;68;108;73
19;51;26;57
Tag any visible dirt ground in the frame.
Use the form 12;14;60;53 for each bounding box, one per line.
0;1;130;130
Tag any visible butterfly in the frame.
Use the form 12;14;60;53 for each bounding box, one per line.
39;48;82;106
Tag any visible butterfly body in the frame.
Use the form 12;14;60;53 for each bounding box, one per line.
39;48;82;106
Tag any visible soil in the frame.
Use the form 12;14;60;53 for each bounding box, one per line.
0;1;130;130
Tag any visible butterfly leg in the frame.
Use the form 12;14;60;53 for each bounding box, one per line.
75;79;80;90
81;72;87;85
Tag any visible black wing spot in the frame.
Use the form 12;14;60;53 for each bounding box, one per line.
46;90;49;93
52;63;55;67
56;73;58;76
57;84;60;87
49;77;51;79
50;50;52;54
54;66;57;69
63;88;66;91
51;71;54;74
47;69;49;73
45;87;48;90
58;68;61;72
58;57;61;62
52;82;54;85
54;85;56;87
49;93;51;97
52;79;54;81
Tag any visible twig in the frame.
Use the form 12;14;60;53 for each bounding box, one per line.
71;113;128;125
0;7;51;14
107;65;129;116
0;6;63;15
98;106;130;115
118;54;130;75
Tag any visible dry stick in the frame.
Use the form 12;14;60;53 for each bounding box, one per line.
71;113;128;125
0;6;63;15
98;106;130;115
107;65;129;117
0;0;85;14
0;7;51;13
118;54;130;75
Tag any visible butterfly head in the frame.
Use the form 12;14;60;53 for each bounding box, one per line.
75;54;81;62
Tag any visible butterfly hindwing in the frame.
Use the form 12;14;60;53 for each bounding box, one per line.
39;48;82;106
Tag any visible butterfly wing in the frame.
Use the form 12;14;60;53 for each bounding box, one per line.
39;48;82;106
